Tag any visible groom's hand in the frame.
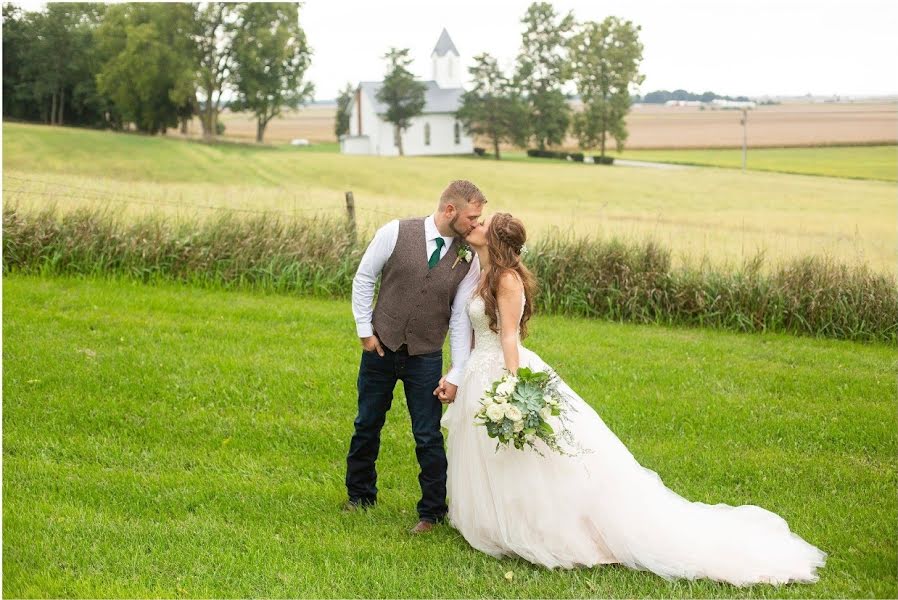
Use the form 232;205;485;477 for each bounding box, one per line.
361;335;385;357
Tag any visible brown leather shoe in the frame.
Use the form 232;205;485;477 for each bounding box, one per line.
409;520;435;534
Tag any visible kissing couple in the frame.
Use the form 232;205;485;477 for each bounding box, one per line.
344;180;825;586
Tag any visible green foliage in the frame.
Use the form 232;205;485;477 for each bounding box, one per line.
514;2;575;150
4;204;895;344
95;3;197;134
3;2;315;139
375;48;427;156
229;3;313;143
335;83;354;138
641;89;752;104
2;206;361;297
3;276;895;597
193;3;239;139
569;17;645;156
456;53;529;160
2;3;108;126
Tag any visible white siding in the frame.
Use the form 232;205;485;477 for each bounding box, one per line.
340;136;372;154
341;87;474;156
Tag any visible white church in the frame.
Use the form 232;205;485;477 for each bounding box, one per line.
339;29;474;156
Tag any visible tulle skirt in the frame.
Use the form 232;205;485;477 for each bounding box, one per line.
440;344;826;586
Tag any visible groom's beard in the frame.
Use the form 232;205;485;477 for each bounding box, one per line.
449;215;470;238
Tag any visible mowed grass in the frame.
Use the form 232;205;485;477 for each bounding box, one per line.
609;145;898;182
3;275;896;598
3;122;896;275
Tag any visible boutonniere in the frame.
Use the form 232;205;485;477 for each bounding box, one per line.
452;244;473;269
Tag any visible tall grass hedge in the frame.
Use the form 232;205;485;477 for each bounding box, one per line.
4;205;895;343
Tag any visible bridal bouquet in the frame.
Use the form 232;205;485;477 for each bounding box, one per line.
474;366;576;456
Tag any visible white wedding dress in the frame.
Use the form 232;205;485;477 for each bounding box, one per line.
440;292;826;586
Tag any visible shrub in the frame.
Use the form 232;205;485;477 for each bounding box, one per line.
474;147;486;156
5;205;895;343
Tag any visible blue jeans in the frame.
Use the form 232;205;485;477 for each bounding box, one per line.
345;344;448;523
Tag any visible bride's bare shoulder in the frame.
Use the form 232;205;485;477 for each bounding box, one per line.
497;269;524;294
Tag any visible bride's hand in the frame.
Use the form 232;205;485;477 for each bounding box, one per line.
434;376;458;404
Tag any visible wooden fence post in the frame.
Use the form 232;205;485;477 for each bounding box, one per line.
345;191;356;244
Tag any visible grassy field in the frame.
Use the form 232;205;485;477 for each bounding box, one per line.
3;123;895;275
609;146;897;182
2;275;895;597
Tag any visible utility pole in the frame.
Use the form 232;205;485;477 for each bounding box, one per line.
740;108;748;171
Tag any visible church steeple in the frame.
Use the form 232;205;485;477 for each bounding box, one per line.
431;28;461;89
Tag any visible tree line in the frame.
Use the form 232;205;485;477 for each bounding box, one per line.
2;2;313;142
637;90;751;104
335;3;644;159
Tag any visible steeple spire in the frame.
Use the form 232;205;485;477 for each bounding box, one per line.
431;28;461;88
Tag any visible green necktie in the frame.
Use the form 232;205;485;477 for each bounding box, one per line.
428;237;445;269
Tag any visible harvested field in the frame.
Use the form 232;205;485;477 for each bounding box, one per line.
174;101;898;149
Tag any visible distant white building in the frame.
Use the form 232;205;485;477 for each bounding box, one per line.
664;99;757;109
711;99;757;109
340;29;474;156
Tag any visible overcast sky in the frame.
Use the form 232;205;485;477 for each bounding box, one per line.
303;0;898;100
9;0;898;99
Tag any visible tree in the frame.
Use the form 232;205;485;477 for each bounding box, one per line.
514;2;574;150
456;53;528;160
375;48;426;156
7;3;106;126
2;4;31;119
95;3;197;134
569;17;644;157
335;82;354;138
193;2;239;139
230;3;313;143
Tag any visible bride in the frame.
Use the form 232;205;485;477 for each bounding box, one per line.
438;212;826;586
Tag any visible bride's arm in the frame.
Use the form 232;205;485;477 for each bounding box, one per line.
497;271;524;373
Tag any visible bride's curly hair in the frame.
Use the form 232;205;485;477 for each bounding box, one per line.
477;212;537;339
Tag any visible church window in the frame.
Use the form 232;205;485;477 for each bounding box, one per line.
454;122;461;144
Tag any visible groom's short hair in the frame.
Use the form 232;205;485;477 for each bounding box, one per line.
439;180;487;209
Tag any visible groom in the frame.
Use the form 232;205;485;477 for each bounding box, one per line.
346;180;486;534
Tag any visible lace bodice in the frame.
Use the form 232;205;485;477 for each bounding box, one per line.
466;292;526;355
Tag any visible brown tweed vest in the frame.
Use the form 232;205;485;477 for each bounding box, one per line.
372;218;472;355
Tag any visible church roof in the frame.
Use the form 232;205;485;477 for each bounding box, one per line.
359;80;464;114
431;28;459;57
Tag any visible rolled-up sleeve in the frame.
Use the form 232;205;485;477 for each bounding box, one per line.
352;220;399;338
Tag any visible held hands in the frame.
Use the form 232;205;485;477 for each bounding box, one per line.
361;335;385;357
433;376;458;404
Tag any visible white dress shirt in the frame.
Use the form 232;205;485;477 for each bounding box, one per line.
352;214;480;386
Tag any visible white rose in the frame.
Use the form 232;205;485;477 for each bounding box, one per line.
504;405;523;421
513;419;525;432
495;380;516;397
539;406;552;421
486;403;506;422
493;394;508;404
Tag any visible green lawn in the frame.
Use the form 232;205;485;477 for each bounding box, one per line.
3;275;895;597
3;123;895;275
